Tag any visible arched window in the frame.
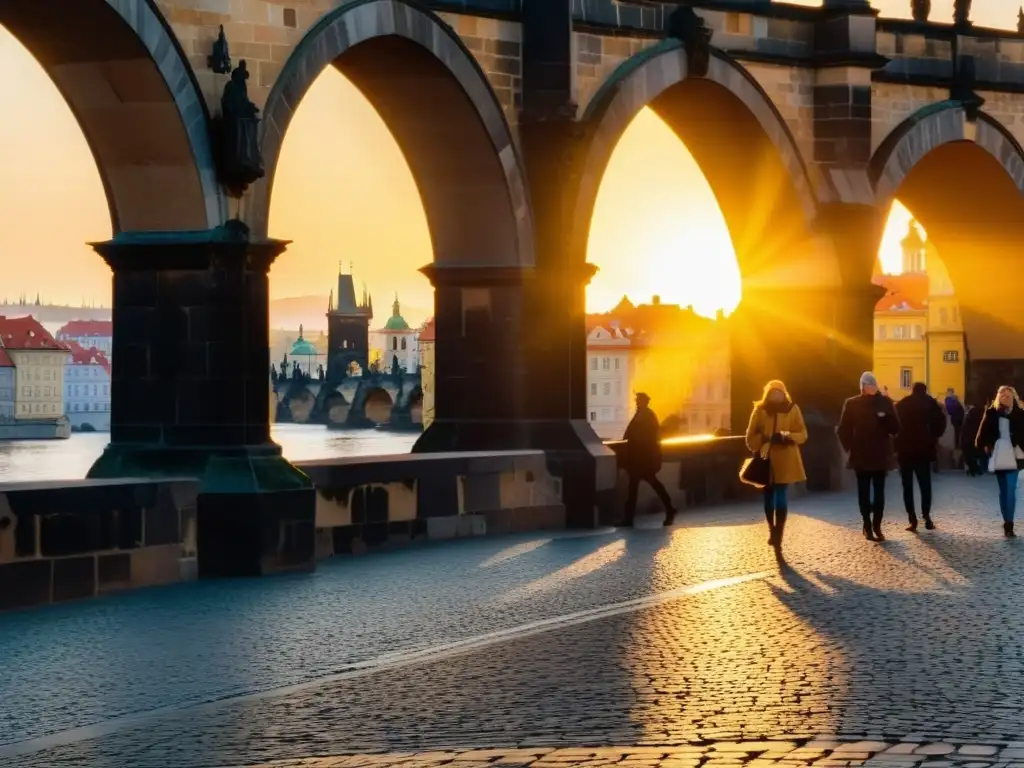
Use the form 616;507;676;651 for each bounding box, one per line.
392;337;398;351
401;337;407;351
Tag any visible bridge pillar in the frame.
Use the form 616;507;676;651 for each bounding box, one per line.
732;203;884;490
87;222;315;578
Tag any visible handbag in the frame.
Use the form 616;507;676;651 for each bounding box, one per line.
739;412;777;489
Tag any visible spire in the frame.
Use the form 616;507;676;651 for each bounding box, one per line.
328;288;334;313
392;292;400;318
298;323;304;340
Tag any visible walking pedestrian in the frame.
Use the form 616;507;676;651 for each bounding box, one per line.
838;372;900;541
618;392;677;527
744;380;807;550
895;382;946;531
961;402;985;476
974;385;1024;537
945;388;965;447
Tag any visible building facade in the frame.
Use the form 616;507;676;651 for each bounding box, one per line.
872;222;966;400
0;316;69;420
55;320;113;358
586;297;731;440
64;342;111;431
419;318;436;430
369;296;419;374
0;350;14;420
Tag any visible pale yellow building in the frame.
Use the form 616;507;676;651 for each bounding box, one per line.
419;318;435;429
0;316;70;419
872;222;966;400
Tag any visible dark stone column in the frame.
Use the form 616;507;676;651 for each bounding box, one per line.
87;222;315;577
731;283;883;491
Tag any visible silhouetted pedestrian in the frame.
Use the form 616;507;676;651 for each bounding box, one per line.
618;392;677;528
744;380;807;550
975;385;1024;538
838;372;900;542
961;403;985;476
945;388;965;447
895;382;946;532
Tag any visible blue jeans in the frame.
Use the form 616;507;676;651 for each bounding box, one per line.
995;470;1018;523
764;484;789;512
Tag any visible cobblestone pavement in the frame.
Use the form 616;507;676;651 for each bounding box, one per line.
3;473;1024;767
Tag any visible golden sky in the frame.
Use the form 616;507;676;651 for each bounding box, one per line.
0;0;1011;320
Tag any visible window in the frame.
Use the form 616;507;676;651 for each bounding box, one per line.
602;358;610;370
900;368;913;389
602;408;611;419
614;358;620;370
590;383;597;395
391;337;398;351
724;12;742;33
878;324;887;340
603;382;611;396
401;338;407;351
914;325;924;339
893;325;905;340
33;387;39;398
589;411;596;422
590;357;598;371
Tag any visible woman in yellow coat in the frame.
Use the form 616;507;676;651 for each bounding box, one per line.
745;379;808;548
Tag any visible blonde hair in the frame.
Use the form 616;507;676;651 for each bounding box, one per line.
993;385;1022;410
753;379;790;408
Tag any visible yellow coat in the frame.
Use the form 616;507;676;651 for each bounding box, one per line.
745;404;808;485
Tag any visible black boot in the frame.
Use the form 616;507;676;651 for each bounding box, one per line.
923;514;935;530
862;514;875;541
1005;521;1016;538
765;509;776;545
872;510;885;542
773;508;788;549
663;508;677;527
906;514;918;533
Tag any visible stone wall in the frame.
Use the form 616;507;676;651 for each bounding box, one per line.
298;451;566;557
0;478;199;612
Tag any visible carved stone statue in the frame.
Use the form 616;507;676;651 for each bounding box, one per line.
218;60;265;197
911;0;931;22
667;5;713;78
208;25;232;74
953;0;972;28
1019;6;1024;34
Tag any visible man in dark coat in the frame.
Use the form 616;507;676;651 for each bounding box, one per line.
619;392;677;527
838;372;900;542
895;382;946;531
961;403;985;476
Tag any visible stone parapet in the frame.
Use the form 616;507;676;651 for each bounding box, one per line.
0;478;200;612
297;451;566;557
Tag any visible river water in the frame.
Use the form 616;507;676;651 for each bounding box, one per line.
0;424;417;483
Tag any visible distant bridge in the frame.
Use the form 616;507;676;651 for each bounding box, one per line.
273;374;423;430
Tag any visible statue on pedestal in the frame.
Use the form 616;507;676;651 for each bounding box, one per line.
208;25;232;74
953;0;972;28
1018;6;1024;34
667;5;713;78
911;0;931;22
217;60;265;197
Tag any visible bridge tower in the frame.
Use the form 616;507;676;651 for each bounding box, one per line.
326;264;373;382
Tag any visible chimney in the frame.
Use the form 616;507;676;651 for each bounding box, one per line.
652;295;661;306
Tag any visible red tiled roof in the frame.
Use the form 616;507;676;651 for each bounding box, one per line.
56;319;112;338
64;340;111;374
419;318;436;342
873;273;928;312
0;315;66;351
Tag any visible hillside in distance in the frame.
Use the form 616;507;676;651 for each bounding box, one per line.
269;295;431;331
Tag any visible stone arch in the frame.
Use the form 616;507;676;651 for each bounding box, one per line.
0;0;224;232
254;0;532;267
363;386;394;425
577;41;819;237
871;105;1024;208
870;106;1024;363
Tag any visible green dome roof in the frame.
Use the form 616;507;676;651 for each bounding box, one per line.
385;314;410;331
290;326;318;356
